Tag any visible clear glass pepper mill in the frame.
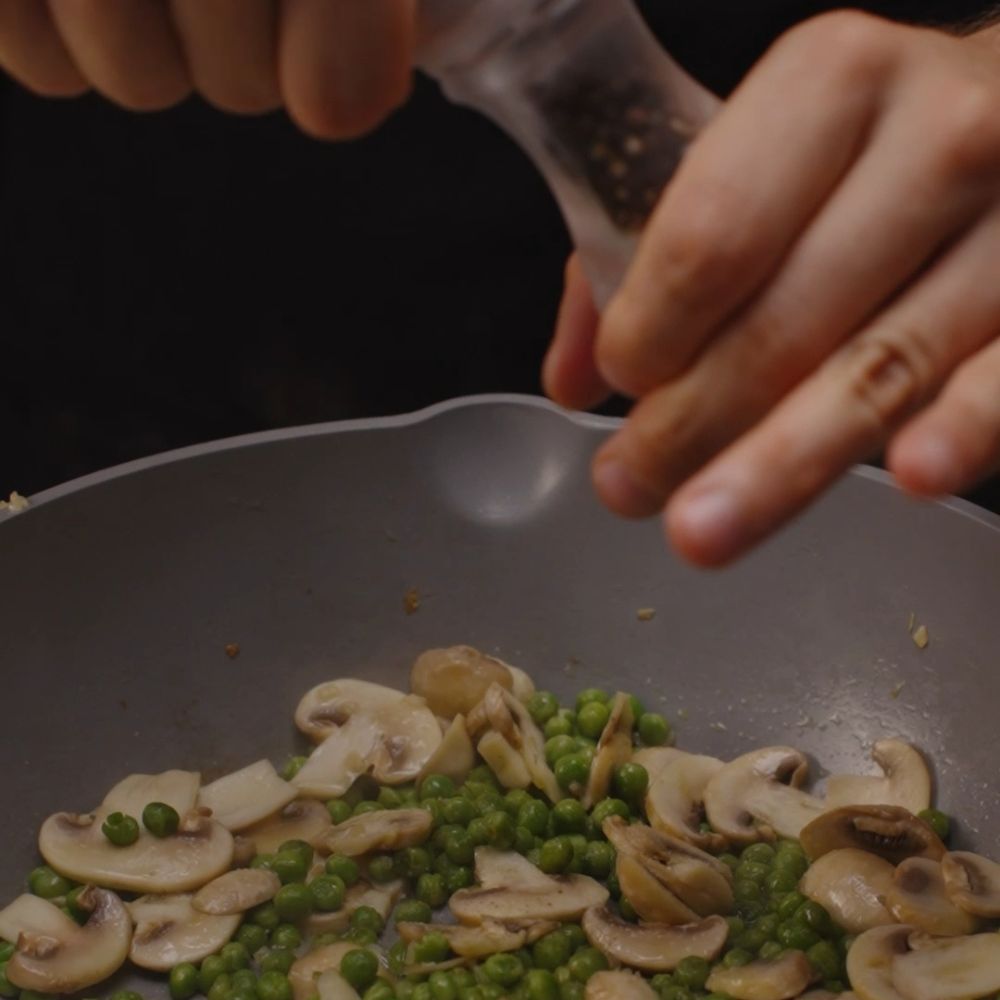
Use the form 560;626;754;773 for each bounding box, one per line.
417;0;722;306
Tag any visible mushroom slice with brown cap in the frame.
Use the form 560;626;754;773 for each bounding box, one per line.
581;907;727;973
295;678;405;743
398;919;527;958
478;731;532;790
39;806;234;894
103;770;201;817
583;693;635;809
410;646;514;719
704;951;815;999
290;942;359;1000
825;740;932;815
646;752;727;852
371;695;442;785
845;924;914;1000
419;715;476;783
292;713;383;799
474;848;555;891
198;760;297;832
127;893;240;971
320;808;432;857
585;971;659;1000
450;872;609;925
886;858;980;937
307;881;403;936
703;747;825;844
799;849;896;935
604;817;733;920
890;933;1000;1000
500;687;563;803
941;851;1000;918
800;805;945;864
243;798;332;855
2;887;130;994
193;868;281;915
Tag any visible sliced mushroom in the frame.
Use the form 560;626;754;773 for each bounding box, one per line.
604;817;733;921
583;693;635;809
886;858;980;937
585;970;659;1000
844;924;914;1000
320;808;432;857
103;770;201;817
292;713;383;799
825;740;932;815
2;887;130;994
192;868;281;915
450;873;609;925
800;805;945;864
306;881;403;936
370;695;442;785
799;848;896;935
703;747;825;844
478;731;532;790
39;806;234;894
127;893;240;971
646;752;727;852
232;835;257;868
891;933;1000;1000
290;942;358;1000
419;715;476;783
295;678;405;743
704;951;815;999
581;907;727;973
398;919;526;958
315;970;361;1000
474;848;555;891
242;799;332;855
198;760;297;832
505;664;536;704
631;747;684;781
410;646;513;719
941;851;1000;918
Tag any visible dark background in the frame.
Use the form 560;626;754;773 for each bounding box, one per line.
2;0;998;514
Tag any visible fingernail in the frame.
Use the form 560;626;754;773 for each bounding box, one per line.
593;458;662;518
671;487;746;561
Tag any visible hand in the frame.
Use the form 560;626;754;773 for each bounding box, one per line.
0;0;415;138
544;11;1000;567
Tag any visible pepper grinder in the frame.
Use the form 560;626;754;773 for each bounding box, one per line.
417;0;722;306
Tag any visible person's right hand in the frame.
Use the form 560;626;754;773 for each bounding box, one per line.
0;0;415;138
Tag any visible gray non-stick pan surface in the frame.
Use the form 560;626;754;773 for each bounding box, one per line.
2;394;999;977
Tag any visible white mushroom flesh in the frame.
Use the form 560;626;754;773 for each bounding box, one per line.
419;715;476;783
410;646;513;719
198;760;297;832
891;933;1000;1000
450;875;609;925
371;695;442;784
127;893;241;971
478;731;532;790
645;752;727;852
583;693;635;809
3;887;131;994
585;970;659;1000
800;805;945;865
242;798;332;855
321;808;432;857
845;924;914;1000
886;857;981;937
192;868;281;915
290;942;358;1000
505;664;536;704
315;970;361;1000
825;741;932;815
306;881;403;936
295;678;405;743
398;920;526;958
292;713;383;799
498;687;564;803
704;951;814;999
581;907;728;972
941;851;1000;918
102;770;200;818
799;848;896;935
474;848;556;891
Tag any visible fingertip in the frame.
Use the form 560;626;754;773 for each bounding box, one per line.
886;426;963;497
283;71;411;141
592;453;663;519
665;488;748;568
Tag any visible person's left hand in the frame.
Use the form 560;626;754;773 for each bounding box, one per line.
543;12;1000;567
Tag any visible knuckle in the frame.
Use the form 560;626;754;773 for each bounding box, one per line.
783;11;898;86
930;83;1000;178
844;331;934;430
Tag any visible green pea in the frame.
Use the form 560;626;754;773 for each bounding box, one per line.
590;799;630;826
807;939;842;979
421;774;457;800
483;810;515;850
612;763;648;803
259;948;295;975
362;982;395;1000
545;736;578;767
416;873;448;908
250;854;275;872
528;692;559;725
280;757;307;780
777;919;820;950
532;930;571;971
235;922;268;954
27;866;72;900
327;800;353;824
483;953;524;987
231;969;258;993
736;861;770;885
0;966;16;1000
309;874;346;912
561;925;587;951
539;836;573;874
353;801;382;817
350;905;385;935
673;955;710;988
765;868;800;894
576;702;610;740
443;797;476;826
414;931;451;963
345;927;378;946
521;968;558;1000
257;972;292;1000
273;883;313;922
271;924;302;950
558;983;585;1000
919;807;951;841
742;843;776;865
402;846;433;878
219;941;251;972
551;799;587;835
141;801;180;838
619;897;638;921
575;688;609;710
637;712;671;747
544;712;575;739
758;940;783;961
199;955;229;992
368;854;397;884
554;754;590;791
412;986;433;1000
719;853;740;873
446;865;473;893
795;900;834;937
169;962;200;1000
326;854;361;886
271;852;309;885
776;891;808;921
341;949;379;992
722;947;753;968
504;789;533;816
205;970;232;1000
445;828;475;866
475;790;505;817
566;948;608;983
428;970;457;999
102;811;140;847
377;786;402;809
394;899;433;925
734;879;763;905
467;816;490;847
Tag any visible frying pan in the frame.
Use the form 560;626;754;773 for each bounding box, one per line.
2;393;999;991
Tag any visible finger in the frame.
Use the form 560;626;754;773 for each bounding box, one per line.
543;255;612;411
596;10;902;396
665;207;1000;566
592;59;999;519
278;0;415;140
888;342;1000;497
0;1;87;96
48;0;190;110
169;0;280;115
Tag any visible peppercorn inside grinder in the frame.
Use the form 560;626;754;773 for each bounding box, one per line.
417;0;722;306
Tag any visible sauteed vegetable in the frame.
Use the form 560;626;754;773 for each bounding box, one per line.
1;645;996;1000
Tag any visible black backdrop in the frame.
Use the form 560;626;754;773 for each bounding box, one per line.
2;0;998;515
